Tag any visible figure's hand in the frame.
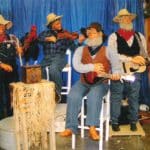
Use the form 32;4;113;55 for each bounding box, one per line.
0;63;13;72
131;56;145;65
45;36;57;43
94;63;105;75
110;73;121;80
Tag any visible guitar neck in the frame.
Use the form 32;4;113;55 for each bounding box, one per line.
98;74;112;79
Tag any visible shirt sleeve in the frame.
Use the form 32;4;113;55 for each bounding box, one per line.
72;46;94;73
138;32;149;59
107;33;125;73
106;46;123;73
38;30;54;43
107;33;117;50
9;34;20;47
38;31;47;43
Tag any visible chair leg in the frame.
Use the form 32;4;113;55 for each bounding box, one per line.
105;90;110;141
99;101;104;150
72;134;76;149
45;67;49;81
105;119;109;141
81;98;85;138
67;68;71;94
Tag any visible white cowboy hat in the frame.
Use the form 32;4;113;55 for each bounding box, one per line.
46;13;62;26
113;9;136;23
0;15;12;29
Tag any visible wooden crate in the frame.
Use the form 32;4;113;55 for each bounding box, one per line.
22;65;42;83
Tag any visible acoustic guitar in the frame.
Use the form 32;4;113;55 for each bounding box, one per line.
122;61;147;74
84;62;147;84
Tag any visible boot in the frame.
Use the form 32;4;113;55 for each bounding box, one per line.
89;126;100;141
130;123;137;131
112;124;120;131
60;129;72;137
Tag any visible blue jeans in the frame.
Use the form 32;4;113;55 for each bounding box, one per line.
41;54;67;94
65;80;108;133
110;75;141;124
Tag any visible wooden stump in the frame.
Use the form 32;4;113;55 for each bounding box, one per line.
10;80;56;150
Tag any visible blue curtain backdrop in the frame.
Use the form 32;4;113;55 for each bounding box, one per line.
0;0;149;104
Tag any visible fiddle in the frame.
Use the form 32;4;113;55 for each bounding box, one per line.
57;30;78;40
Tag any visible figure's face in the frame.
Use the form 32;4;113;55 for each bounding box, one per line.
0;24;6;35
85;27;103;47
87;28;101;39
119;15;133;24
51;19;62;31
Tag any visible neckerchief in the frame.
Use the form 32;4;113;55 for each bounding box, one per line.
117;29;135;41
0;34;8;43
88;44;103;56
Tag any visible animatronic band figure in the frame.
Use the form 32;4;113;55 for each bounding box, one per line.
0;15;22;119
38;13;78;102
60;22;117;141
108;9;148;132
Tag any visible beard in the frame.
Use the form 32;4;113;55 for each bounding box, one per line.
119;23;133;31
85;37;103;47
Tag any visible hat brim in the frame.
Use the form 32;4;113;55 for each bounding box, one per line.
46;15;62;26
113;14;136;23
5;21;13;29
0;20;13;30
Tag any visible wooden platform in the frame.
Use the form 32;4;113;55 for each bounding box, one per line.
109;122;145;137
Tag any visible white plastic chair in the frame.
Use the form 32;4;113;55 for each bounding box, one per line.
45;49;72;95
72;82;110;150
61;49;72;95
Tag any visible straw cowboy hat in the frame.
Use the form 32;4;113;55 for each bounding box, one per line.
0;15;12;29
113;9;136;23
46;13;62;26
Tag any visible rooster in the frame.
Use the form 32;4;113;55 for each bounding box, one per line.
21;25;39;63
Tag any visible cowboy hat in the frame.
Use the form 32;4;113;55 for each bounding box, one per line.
113;9;136;23
46;13;62;26
0;15;12;29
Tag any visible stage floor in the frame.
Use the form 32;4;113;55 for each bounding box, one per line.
0;104;149;150
55;105;150;150
56;123;150;150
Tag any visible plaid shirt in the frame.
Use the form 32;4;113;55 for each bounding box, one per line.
0;34;19;64
38;29;76;57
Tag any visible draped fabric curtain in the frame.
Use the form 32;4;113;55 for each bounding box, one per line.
0;0;145;48
0;0;144;37
1;0;149;104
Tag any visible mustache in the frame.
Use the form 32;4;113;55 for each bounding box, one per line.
85;37;103;47
119;23;133;30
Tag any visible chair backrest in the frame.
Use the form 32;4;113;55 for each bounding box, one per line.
66;49;71;66
61;49;72;95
